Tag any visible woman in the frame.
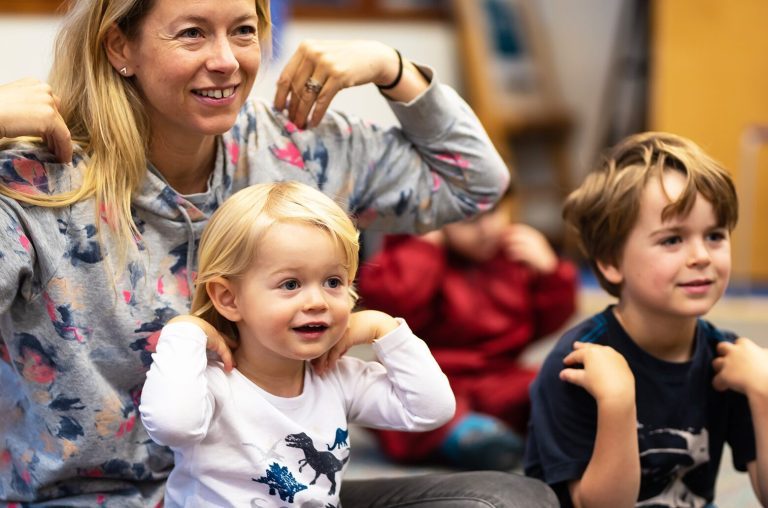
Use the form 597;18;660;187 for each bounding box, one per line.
0;0;556;506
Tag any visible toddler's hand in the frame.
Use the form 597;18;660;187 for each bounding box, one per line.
712;337;768;397
312;310;398;375
560;341;635;406
501;223;558;273
167;315;237;372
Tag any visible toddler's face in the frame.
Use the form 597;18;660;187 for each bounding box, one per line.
600;170;731;321
230;222;352;365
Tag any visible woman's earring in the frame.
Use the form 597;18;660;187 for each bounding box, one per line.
120;67;128;76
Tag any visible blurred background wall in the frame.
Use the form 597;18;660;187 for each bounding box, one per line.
2;0;767;285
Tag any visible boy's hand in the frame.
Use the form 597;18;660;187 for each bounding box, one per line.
167;315;237;372
312;310;399;375
560;341;635;405
712;337;768;397
420;230;445;246
501;223;558;273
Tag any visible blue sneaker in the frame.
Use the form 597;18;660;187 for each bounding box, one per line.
439;413;524;471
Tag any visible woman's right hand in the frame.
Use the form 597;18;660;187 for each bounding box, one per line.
0;78;72;163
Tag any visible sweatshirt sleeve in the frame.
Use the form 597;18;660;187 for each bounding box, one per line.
352;67;509;233
0;203;36;316
316;67;510;234
0;147;72;315
139;321;215;448
338;319;456;431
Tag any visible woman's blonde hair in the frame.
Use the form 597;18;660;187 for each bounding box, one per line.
0;0;271;257
563;131;738;297
191;181;361;342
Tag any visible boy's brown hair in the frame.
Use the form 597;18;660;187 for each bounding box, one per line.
563;132;738;297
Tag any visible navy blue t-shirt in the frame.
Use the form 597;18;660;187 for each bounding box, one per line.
524;306;756;507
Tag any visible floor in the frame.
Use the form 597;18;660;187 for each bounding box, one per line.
345;285;768;508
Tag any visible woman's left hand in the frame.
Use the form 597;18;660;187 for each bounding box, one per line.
273;40;426;128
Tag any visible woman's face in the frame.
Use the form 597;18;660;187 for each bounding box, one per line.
124;0;262;143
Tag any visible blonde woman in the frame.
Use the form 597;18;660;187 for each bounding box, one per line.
139;181;455;506
0;0;564;507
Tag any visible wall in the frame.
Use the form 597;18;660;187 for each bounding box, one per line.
536;0;626;183
650;0;768;282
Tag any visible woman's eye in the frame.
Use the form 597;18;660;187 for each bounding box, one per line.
179;27;203;39
234;25;257;36
281;280;299;291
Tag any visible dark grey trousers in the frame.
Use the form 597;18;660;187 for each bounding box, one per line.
339;471;558;508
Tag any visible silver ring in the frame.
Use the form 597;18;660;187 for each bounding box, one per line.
304;77;323;94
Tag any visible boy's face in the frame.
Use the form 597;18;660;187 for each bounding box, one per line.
599;170;731;321
230;222;352;365
443;206;510;262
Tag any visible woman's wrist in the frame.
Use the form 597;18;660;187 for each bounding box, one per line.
376;48;403;90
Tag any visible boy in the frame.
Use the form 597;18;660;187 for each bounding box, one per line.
524;132;768;507
358;194;577;470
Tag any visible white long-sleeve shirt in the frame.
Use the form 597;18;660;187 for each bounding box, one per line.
139;320;455;507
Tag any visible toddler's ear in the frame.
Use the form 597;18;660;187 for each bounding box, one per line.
596;259;623;286
206;277;241;322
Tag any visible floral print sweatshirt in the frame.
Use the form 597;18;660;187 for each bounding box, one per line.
0;75;508;506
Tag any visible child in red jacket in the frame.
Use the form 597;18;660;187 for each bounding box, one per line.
358;196;577;470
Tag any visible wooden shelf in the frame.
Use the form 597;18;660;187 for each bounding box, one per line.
0;1;446;19
292;3;448;21
0;0;66;13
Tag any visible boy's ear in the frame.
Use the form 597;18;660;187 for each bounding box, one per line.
104;23;134;75
206;277;242;322
596;259;623;286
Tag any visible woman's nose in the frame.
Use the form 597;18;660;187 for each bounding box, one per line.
206;38;240;74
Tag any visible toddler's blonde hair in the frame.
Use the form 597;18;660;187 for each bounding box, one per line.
191;181;360;342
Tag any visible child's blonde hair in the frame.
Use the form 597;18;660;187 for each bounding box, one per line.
563;131;738;297
191;181;360;342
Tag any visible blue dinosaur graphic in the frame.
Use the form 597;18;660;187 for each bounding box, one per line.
253;462;307;503
326;428;349;451
286;432;350;496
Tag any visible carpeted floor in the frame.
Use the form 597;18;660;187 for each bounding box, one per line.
345;286;768;507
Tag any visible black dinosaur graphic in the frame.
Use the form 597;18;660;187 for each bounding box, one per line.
285;432;350;496
327;428;349;451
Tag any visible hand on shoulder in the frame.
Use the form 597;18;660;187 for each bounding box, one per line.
166;315;237;372
560;341;636;407
501;223;558;273
311;310;399;375
0;78;72;163
712;337;768;398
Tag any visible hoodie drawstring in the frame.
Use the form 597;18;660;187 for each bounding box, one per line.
177;204;197;305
